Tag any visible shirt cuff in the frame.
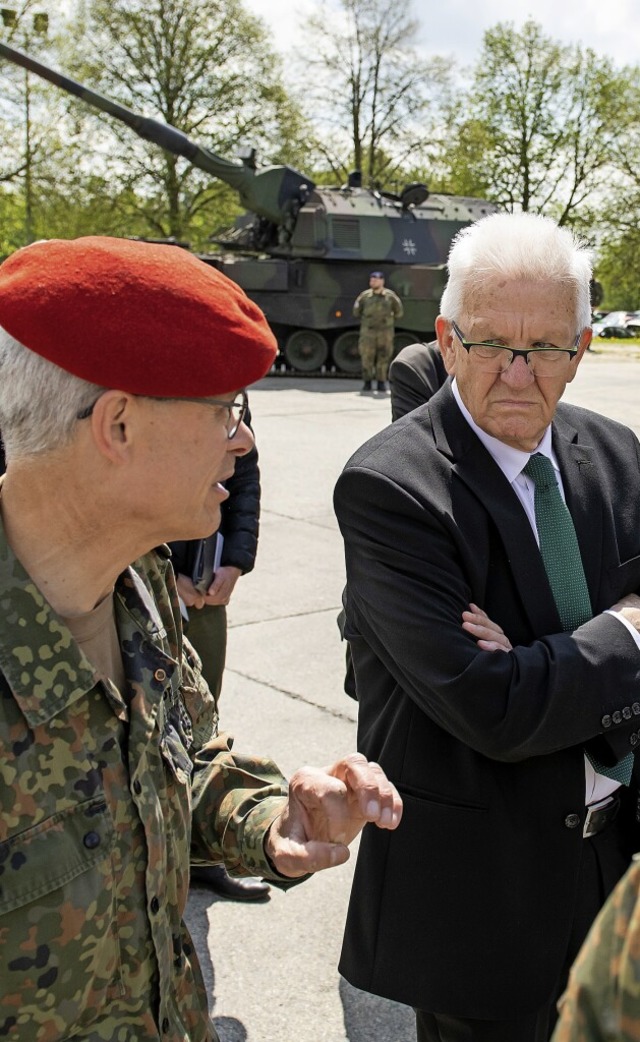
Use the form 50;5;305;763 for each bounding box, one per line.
605;609;640;650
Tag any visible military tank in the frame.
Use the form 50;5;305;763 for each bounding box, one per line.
0;41;498;374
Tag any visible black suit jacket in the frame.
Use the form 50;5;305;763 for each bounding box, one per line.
388;339;449;420
334;382;640;1018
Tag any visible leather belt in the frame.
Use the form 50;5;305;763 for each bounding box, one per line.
583;794;621;839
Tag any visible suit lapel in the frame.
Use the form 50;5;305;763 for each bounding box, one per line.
552;410;603;609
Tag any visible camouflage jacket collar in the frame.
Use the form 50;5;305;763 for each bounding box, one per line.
0;518;173;729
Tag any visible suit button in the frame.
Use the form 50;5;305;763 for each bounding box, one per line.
631;734;638;747
602;715;612;728
633;703;640;716
613;711;623;725
624;706;633;720
564;814;581;829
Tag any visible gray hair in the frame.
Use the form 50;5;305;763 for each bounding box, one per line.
0;328;105;459
439;212;593;333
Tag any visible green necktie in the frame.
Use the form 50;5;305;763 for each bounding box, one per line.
523;453;633;786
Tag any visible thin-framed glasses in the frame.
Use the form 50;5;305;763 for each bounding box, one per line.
451;321;581;377
77;389;249;439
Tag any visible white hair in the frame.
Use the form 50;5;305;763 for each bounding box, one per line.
0;328;106;458
439;212;593;333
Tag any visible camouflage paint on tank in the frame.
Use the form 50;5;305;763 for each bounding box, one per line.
215;258;447;341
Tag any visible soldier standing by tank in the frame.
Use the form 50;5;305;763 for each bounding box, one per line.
353;271;403;393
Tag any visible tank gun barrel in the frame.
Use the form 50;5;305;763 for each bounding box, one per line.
0;42;313;225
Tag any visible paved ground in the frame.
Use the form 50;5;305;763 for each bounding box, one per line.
184;347;640;1042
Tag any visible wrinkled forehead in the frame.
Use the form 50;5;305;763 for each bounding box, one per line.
460;276;580;326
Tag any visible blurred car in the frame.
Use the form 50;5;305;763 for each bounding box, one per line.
591;310;640;339
592;324;636;339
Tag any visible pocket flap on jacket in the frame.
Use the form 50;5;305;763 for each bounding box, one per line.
0;797;114;915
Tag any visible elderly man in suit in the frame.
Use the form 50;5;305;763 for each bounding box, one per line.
334;211;640;1042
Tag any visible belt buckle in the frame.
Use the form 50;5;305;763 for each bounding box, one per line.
583;795;616;838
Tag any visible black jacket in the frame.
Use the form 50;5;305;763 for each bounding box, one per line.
388;339;448;420
335;383;640;1017
169;407;260;578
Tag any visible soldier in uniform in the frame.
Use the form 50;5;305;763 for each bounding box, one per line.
0;236;402;1042
552;857;640;1041
353;270;403;393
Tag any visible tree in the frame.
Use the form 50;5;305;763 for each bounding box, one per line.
61;0;310;248
0;1;69;245
294;0;451;189
594;226;640;309
443;20;639;225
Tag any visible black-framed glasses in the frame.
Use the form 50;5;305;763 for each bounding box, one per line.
451;321;581;377
77;389;249;439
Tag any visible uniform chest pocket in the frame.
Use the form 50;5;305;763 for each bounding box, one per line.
0;797;122;1042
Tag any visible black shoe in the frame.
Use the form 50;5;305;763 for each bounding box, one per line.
376;380;388;392
190;864;270;902
362;380;372;391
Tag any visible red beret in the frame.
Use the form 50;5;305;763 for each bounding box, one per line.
0;236;277;396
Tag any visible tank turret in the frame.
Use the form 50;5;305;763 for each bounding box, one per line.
0;42;499;373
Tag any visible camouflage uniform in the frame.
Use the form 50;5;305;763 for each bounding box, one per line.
552;857;640;1042
353;288;404;381
0;521;291;1042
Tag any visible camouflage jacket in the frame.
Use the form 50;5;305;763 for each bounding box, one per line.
0;525;290;1042
552;857;640;1041
352;288;403;330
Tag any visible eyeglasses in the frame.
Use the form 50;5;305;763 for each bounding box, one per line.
451;321;581;377
77;389;249;439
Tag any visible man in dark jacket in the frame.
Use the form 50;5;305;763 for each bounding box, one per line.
169;406;268;900
169;406;259;704
388;339;448;420
335;211;640;1041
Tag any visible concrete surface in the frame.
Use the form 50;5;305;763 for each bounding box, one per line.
184;348;640;1042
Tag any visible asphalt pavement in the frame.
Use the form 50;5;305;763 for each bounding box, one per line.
184;347;640;1042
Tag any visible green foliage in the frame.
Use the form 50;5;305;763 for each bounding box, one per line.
594;226;640;309
2;3;640;260
0;0;312;251
0;187;26;256
441;20;639;225
295;0;451;190
0;2;62;243
55;0;308;247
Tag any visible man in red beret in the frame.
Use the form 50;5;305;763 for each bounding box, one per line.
0;237;402;1042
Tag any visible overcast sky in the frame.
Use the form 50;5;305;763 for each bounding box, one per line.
243;0;637;69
